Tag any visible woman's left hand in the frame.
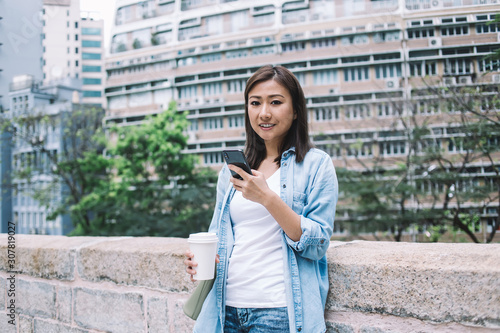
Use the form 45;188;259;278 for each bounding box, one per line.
228;165;272;205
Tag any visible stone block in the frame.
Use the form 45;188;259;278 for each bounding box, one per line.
17;279;56;319
170;295;196;332
34;319;89;333
74;287;145;333
0;314;16;333
326;241;500;328
0;235;112;280
19;315;34;333
56;285;72;323
77;237;193;292
147;296;168;333
326;321;355;333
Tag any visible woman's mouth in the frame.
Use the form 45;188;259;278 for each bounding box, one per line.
259;123;275;129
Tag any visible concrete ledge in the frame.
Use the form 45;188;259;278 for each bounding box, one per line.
0;234;499;332
326;241;500;328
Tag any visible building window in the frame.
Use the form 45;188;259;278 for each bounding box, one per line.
227;79;246;94
82;78;102;85
178;57;197;67
201;53;221;63
203;117;224;130
82;65;101;72
373;31;400;43
228;115;245;128
375;64;401;79
313;70;338;85
409;61;437;76
346;104;370;120
252;46;275;56
413;100;440;115
282;41;306;52
377;103;401;117
444;58;471;75
314;107;340;121
340;34;368;45
178;85;197;99
441;25;469;36
204;152;224;165
75;60;79;67
311;38;336;48
343;67;369;82
82;52;101;60
75;34;79;41
226;50;248;59
75;47;78;54
82;91;102;98
202;82;222;97
476;14;500;33
82;27;101;35
347;144;373;158
231;10;249;31
407;28;434;39
379;141;407;156
478;58;500;72
82;40;101;47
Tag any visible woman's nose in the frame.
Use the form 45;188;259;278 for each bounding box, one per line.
259;103;271;118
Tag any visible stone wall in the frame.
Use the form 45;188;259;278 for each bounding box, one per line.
0;234;499;333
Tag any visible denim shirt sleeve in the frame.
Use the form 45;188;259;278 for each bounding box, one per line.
208;166;230;234
285;153;338;261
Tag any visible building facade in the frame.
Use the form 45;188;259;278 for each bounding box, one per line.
104;0;500;235
42;0;106;106
6;75;83;235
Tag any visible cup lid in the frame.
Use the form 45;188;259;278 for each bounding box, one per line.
188;232;218;243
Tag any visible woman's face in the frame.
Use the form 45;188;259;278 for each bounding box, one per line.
247;79;296;151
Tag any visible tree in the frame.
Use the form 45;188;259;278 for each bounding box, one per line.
72;101;217;237
1;105;109;234
336;80;500;243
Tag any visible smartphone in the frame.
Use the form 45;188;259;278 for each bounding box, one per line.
222;149;253;180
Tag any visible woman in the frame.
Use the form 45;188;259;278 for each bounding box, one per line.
184;65;338;333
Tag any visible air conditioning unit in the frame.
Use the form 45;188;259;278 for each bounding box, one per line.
492;74;500;83
428;37;442;47
443;77;456;85
458;76;472;85
385;79;399;89
431;0;442;7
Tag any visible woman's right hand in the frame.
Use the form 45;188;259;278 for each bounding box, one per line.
184;250;220;282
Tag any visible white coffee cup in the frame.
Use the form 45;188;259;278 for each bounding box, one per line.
188;232;218;280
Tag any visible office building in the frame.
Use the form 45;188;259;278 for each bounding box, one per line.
104;0;500;235
42;0;106;106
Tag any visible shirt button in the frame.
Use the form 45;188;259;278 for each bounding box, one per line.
283;163;287;166
297;328;302;332
320;239;325;244
283;184;286;189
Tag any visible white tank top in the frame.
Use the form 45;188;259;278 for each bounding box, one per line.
226;168;287;308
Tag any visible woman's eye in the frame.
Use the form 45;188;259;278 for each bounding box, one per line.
271;100;282;105
250;101;260;106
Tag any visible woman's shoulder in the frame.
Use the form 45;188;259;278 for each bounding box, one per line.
303;147;331;163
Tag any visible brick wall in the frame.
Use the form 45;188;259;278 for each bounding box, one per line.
0;235;499;333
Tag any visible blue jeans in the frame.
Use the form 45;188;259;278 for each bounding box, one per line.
224;306;289;333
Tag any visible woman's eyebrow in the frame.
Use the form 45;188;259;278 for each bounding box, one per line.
249;94;285;99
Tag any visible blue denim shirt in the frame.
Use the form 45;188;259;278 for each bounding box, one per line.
193;147;338;333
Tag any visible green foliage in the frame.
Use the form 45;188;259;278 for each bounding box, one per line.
70;101;217;237
7;101;217;237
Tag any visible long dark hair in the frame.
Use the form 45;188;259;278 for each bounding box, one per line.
244;65;313;169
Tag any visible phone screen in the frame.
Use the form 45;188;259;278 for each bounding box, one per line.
223;150;252;180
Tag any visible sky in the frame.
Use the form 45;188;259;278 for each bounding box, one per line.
80;0;116;48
